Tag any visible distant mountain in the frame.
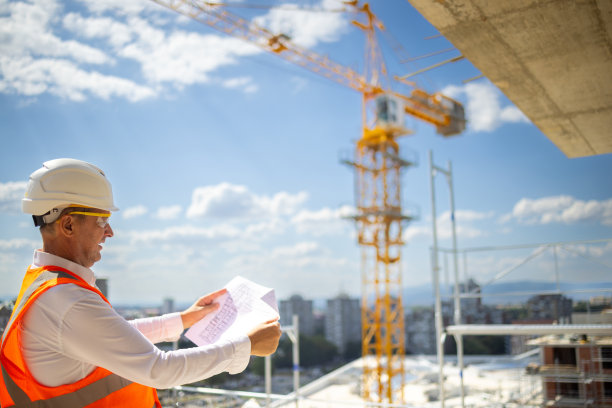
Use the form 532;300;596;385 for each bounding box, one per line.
402;280;612;307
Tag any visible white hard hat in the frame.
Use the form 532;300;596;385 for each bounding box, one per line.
22;158;119;226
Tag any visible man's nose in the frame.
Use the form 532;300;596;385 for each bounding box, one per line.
105;224;114;238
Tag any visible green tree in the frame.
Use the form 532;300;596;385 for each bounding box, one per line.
249;356;268;377
573;301;588;312
343;341;361;360
273;335;338;369
444;335;507;355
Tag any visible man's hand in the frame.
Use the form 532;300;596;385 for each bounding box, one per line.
248;319;281;356
180;288;227;329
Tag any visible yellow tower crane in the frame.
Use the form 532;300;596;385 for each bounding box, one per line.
149;0;466;404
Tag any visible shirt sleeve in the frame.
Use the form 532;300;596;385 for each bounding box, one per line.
128;313;185;344
59;290;252;389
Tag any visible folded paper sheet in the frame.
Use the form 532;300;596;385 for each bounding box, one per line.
185;276;279;346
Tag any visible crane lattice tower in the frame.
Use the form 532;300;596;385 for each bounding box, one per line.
348;95;415;404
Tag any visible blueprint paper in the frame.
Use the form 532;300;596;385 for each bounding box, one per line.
185;276;279;346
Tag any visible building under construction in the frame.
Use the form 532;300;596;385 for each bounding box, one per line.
525;335;612;408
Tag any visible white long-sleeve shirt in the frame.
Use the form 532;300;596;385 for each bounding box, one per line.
20;250;251;389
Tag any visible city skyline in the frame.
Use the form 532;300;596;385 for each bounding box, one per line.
1;0;611;305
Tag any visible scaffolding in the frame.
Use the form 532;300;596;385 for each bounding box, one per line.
521;335;612;407
429;152;612;408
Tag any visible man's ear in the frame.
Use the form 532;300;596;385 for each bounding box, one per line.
57;215;75;237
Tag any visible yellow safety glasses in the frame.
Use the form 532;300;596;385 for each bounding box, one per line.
61;211;111;228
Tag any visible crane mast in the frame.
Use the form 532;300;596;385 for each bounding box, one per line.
150;0;466;404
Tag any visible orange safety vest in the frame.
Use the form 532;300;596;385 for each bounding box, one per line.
0;265;161;408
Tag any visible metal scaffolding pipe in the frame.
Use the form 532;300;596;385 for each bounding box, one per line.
429;150;445;408
446;324;612;336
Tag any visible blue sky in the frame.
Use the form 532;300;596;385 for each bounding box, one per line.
1;0;611;306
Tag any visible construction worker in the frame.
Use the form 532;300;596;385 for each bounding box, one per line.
0;158;281;407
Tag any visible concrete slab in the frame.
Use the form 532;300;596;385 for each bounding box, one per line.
408;0;612;158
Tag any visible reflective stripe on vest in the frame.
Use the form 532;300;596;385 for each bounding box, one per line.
1;269;76;347
2;365;132;408
0;266;160;408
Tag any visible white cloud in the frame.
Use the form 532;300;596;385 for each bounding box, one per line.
2;0;352;102
460;253;530;281
455;239;612;284
290;76;308;93
442;81;529;132
0;0;156;101
560;241;612;258
63;13;135;48
64;11;260;87
122;205;148;219
217;237;357;299
0;56;156;101
406;222;483;242
2;0;262;101
291;205;353;235
403;209;493;242
76;0;157;16
403;224;430;242
500;106;527;123
438;209;495;223
227;240;350;273
245;218;287;239
123;217;287;249
154;205;182;220
0;0;109;64
507;195;612;226
221;76;258;94
127;223;241;244
270;241;320;258
0;181;27;214
0;238;39;250
186;184;255;219
186;183;308;220
130;31;259;86
261;190;309;216
253;0;348;48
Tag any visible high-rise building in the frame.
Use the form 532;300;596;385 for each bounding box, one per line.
162;297;175;315
95;277;108;299
0;301;14;336
459;278;482;313
280;294;315;336
405;306;436;354
325;294;361;355
527;294;573;323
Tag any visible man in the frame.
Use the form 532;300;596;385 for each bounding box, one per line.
0;158;281;407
